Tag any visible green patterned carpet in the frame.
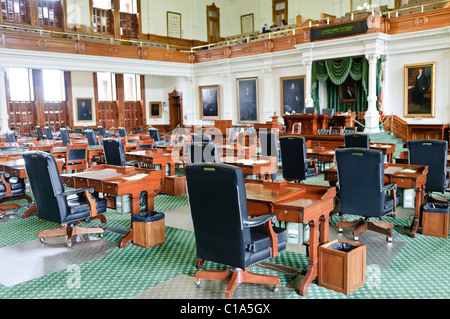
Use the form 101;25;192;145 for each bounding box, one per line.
0;182;449;299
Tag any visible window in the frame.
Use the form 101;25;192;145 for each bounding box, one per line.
123;74;140;101
97;72;116;101
42;69;65;102
92;0;112;10
120;0;137;14
7;67;34;101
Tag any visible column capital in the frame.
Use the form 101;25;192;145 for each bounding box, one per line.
365;54;380;63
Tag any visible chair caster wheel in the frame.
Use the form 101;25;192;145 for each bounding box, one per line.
338;227;343;233
99;233;104;238
39;237;45;243
194;278;201;287
386;236;393;243
273;285;280;293
67;240;72;247
353;235;359;241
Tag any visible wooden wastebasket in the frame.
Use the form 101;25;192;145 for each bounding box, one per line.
318;239;366;295
165;175;187;196
422;202;449;238
132;212;165;248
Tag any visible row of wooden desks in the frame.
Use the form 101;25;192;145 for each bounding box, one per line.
244;179;336;296
323;163;428;238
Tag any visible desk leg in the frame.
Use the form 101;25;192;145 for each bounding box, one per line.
22;203;37;219
299;219;320;296
411;186;424;238
118;192;142;249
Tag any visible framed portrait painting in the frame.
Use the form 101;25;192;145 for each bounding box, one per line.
149;102;162;118
404;62;435;118
339;79;357;103
199;85;220;120
75;98;94;122
280;76;305;115
237;77;258;123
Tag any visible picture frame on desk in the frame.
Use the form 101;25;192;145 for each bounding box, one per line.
339;79;357;103
199;85;220;120
75;98;94;122
237;77;258;123
404;62;435;118
280;76;305;115
149;102;162;118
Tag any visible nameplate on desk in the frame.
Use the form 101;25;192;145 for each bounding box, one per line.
400;169;417;174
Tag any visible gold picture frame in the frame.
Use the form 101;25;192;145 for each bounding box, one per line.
75;98;94;122
404;62;435;118
280;76;305;115
237;77;258;123
149;102;162;118
199;85;220;120
167;11;181;38
240;13;254;34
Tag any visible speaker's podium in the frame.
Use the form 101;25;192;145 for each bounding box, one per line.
283;114;329;134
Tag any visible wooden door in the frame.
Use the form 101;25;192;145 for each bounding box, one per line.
206;3;220;43
168;90;182;131
272;0;287;26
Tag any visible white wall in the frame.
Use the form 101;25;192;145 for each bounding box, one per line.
71;72;96;127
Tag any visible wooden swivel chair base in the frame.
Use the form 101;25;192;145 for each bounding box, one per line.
336;218;394;242
194;259;280;299
38;190;107;247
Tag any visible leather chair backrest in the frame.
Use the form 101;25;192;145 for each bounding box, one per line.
344;134;370;148
259;131;278;157
44;126;53;140
60;128;70;146
188;142;220;163
304;107;317;114
97;126;107;138
185;163;251;269
36;127;44;141
321;108;335;117
279;136;308;180
23;151;68;224
192;133;212;143
408;140;448;192
103;138;126;166
5;132;16;143
118;127;127;137
336;148;385;218
84;129;98;146
149;128;160;142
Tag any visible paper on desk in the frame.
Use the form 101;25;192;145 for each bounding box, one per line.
237;159;254;165
400;169;416;173
254;159;269;164
122;173;148;181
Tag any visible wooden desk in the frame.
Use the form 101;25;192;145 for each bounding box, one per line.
307;148;336;164
245;179;336;296
60;165;162;248
283;114;321;134
221;156;278;180
125;149;179;194
323;163;428;238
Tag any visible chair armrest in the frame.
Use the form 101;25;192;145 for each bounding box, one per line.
242;213;277;228
0;171;10;178
58;187;94;197
382;183;397;212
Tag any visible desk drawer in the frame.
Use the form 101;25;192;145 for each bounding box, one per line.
103;184;118;194
392;177;414;189
74;178;88;188
273;207;300;223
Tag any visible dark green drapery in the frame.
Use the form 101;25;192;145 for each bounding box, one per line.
311;57;382;115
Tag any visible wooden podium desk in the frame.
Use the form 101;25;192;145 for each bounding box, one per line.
221;156;278;180
60;165;162;248
245;179;336;296
323;163;428;238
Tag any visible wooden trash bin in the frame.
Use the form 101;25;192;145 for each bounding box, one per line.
132;212;165;248
421;201;449;238
318;239;366;295
165;175;187;196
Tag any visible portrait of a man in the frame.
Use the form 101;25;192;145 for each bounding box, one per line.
199;85;220;119
149;102;162;118
404;62;435;118
281;76;305;115
237;78;258;123
339;79;357;102
76;98;93;122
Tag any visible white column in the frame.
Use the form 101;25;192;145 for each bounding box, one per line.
364;54;380;133
304;60;314;108
0;68;10;134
